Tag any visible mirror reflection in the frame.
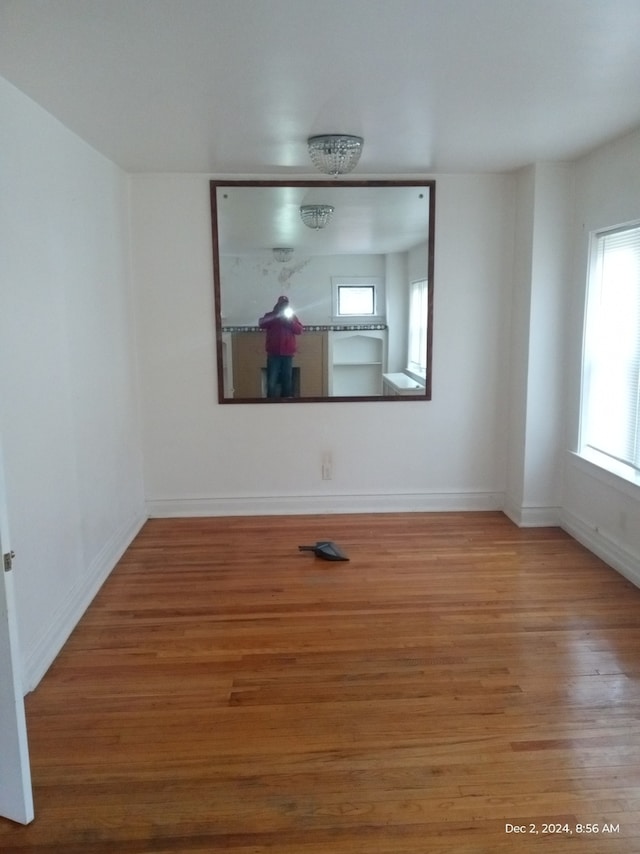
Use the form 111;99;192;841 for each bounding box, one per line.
210;180;435;402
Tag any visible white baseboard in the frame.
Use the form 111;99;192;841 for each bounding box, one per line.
561;509;640;589
502;495;561;527
23;510;147;692
147;490;505;518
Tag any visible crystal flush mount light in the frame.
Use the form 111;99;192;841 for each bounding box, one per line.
307;134;364;176
299;204;334;230
272;247;294;262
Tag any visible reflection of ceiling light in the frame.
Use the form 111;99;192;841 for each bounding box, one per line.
272;247;293;262
300;204;334;230
307;134;364;176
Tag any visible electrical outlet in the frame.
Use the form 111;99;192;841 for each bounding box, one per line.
322;451;332;480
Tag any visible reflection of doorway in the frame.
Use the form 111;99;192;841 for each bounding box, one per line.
0;437;34;824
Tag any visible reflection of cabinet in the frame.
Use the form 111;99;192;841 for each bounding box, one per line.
382;372;426;396
328;330;387;396
221;333;233;397
231;331;327;398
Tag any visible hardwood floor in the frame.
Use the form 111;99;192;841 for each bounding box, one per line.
2;512;640;852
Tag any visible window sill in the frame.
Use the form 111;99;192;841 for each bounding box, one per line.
383;372;426;394
570;448;640;499
405;368;427;384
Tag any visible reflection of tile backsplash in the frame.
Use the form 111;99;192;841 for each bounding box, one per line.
222;324;388;333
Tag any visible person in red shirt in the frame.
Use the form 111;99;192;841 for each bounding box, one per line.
258;295;304;398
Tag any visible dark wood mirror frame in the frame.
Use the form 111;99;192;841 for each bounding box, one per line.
210;179;435;403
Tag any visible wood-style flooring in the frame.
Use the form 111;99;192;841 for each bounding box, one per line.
2;512;640;852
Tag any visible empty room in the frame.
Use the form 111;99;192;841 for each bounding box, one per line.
1;1;640;851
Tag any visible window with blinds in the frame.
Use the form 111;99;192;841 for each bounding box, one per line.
407;278;429;379
581;222;640;476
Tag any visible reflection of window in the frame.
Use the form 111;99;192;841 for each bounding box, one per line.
337;285;375;316
581;223;640;477
407;278;429;378
332;276;384;322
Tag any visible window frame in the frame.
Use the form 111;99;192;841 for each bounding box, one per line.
331;276;385;324
579;219;640;485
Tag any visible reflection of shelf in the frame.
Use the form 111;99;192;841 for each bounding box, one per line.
328;329;387;396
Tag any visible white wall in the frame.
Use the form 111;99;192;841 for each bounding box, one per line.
505;167;534;516
0;78;146;689
220;252;385;325
386;251;410;372
131;172;514;516
505;163;573;525
561;127;640;586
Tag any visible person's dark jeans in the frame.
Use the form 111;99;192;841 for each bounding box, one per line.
266;354;294;397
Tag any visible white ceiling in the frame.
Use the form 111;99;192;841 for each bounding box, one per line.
2;0;640;175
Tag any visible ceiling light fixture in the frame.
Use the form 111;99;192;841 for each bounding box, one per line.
272;247;294;262
307;134;364;176
299;204;334;230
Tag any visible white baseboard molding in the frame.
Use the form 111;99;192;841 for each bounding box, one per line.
147;490;505;518
23;510;147;692
561;509;640;590
502;497;561;527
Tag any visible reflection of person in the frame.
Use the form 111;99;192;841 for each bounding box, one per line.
258;295;303;398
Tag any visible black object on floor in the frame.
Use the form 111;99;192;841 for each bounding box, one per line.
298;541;350;561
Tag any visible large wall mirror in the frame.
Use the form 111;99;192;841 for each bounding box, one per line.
210;179;435;403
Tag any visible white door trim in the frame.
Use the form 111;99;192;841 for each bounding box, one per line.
0;435;34;824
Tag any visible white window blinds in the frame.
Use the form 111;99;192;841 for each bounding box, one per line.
582;224;640;473
407;279;428;377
